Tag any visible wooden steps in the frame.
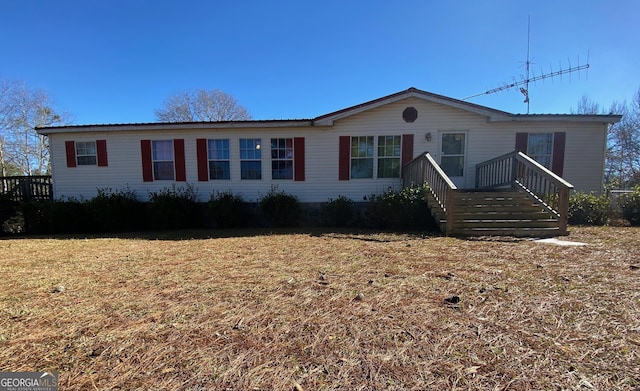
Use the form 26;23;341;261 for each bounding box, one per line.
427;190;563;237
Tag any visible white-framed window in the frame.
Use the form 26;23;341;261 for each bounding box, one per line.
76;141;97;166
271;138;293;180
152;140;174;180
527;133;553;169
208;139;230;180
440;133;466;177
377;135;401;178
351;136;374;179
240;138;262;180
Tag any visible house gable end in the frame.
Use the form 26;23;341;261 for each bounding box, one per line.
313;87;512;126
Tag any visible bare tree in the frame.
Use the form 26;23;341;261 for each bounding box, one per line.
0;80;71;175
0;81;14;177
571;94;603;115
155;89;251;122
571;90;640;189
605;91;640;188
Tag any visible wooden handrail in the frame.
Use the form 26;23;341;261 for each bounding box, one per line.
475;151;517;189
403;152;456;234
475;151;574;234
514;152;574;189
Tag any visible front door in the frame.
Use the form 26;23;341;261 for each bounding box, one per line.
440;132;467;187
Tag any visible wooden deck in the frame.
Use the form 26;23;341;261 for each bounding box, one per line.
426;189;562;237
0;176;53;201
403;151;574;237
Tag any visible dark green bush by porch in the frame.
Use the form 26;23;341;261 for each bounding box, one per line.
366;185;436;230
618;185;640;226
88;188;145;232
568;192;611;226
148;185;202;230
208;191;250;228
321;195;356;227
259;187;300;227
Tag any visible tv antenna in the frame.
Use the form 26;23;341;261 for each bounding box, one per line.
462;16;590;114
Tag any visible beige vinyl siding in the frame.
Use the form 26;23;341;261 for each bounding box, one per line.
51;129;325;202
326;97;486;197
483;121;607;193
47;96;609;202
560;122;607;194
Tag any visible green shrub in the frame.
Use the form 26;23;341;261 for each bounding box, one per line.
54;199;91;233
258;187;300;227
148;184;201;230
619;185;640;226
366;185;436;230
208;191;250;228
0;194;19;235
19;200;53;234
87;187;144;232
568;192;611;226
20;198;90;234
321;195;356;227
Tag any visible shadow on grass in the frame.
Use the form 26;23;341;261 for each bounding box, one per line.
313;230;442;242
0;227;443;242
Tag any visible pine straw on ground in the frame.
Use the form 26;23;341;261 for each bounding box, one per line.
0;226;639;390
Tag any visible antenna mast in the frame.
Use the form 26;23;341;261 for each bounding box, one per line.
524;15;531;113
462;16;589;112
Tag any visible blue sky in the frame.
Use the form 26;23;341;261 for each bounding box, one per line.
1;1;638;124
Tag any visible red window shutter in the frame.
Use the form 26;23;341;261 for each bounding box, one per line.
294;137;305;181
401;134;414;176
65;141;76;167
515;133;528;153
196;139;208;181
552;132;566;176
96;140;108;166
174;139;186;182
140;140;153;182
338;136;351;180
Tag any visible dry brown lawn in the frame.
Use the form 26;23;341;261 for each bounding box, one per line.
0;226;639;390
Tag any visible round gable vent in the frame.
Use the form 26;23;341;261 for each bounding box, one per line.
403;107;418;123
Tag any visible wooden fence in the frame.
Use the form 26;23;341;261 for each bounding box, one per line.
0;176;52;201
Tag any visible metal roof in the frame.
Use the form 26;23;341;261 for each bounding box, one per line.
36;87;622;135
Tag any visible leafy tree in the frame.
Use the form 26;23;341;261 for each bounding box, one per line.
0;80;71;176
155;89;251;122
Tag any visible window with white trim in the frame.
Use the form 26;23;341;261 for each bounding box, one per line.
440;133;466;177
527;133;553;168
350;136;374;179
208;139;230;180
76;141;97;165
377;136;401;178
240;138;262;180
152;140;174;180
271;138;293;180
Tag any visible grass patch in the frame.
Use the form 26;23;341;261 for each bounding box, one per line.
0;227;639;390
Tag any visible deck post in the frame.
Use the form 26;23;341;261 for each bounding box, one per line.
558;186;570;234
510;153;518;185
20;179;30;201
445;188;455;235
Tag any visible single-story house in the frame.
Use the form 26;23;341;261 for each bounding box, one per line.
37;87;621;235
